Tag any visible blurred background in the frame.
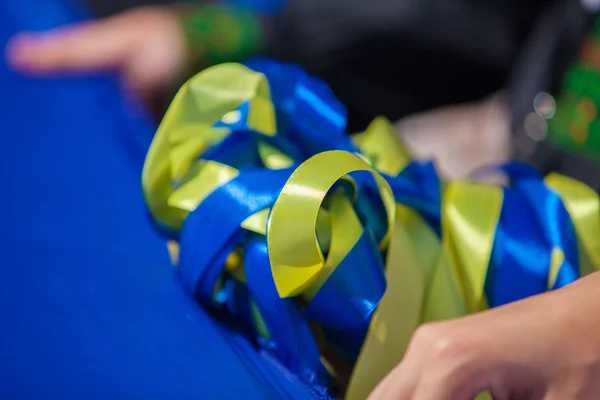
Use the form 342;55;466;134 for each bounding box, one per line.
82;0;600;187
89;0;166;16
11;0;600;186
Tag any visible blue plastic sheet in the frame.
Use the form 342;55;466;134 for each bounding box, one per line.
0;1;311;397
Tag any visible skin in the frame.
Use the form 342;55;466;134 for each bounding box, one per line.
5;7;188;100
6;8;600;399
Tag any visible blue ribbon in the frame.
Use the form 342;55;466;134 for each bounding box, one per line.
305;230;385;362
179;167;293;299
486;164;580;307
244;235;329;384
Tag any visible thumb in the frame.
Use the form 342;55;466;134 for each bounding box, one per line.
6;14;140;74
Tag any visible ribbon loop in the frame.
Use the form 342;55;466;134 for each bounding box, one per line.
268;150;395;298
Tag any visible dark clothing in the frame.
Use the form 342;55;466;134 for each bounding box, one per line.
261;0;555;130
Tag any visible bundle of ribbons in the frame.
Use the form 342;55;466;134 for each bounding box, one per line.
142;58;600;399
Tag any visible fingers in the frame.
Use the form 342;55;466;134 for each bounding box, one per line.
411;365;485;400
367;363;417;400
367;326;427;400
6;14;139;74
368;322;491;400
542;372;600;400
5;7;187;100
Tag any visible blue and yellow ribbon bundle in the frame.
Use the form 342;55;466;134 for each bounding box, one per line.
142;58;600;399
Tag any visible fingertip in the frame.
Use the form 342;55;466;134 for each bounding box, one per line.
7;29;75;72
5;32;43;70
5;33;27;63
366;373;396;400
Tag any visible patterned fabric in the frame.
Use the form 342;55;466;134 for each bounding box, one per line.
549;15;600;162
180;4;264;67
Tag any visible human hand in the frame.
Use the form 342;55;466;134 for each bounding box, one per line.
5;6;189;99
368;271;600;400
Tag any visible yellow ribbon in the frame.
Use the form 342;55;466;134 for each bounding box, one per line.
352;116;412;176
267;150;396;298
142;63;276;231
347;206;438;400
545;173;600;276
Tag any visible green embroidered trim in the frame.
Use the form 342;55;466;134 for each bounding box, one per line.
548;17;600;162
180;4;264;66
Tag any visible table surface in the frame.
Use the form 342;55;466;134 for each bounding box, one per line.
0;1;295;397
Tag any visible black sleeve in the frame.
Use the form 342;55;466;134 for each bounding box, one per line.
261;0;555;71
259;0;556;129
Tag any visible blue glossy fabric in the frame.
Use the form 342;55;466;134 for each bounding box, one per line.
486;164;580;307
244;57;352;156
0;1;319;398
305;230;385;362
244;236;329;390
355;181;391;245
391;161;442;232
306;231;386;332
179;167;294;299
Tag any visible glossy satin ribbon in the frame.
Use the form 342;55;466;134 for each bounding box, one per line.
142;57;600;399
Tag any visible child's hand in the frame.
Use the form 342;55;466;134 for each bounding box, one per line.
5;7;189;98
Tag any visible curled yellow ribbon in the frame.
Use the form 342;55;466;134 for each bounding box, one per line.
267;150;396;298
142;63;276;231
